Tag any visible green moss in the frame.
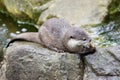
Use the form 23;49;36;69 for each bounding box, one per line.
46;14;58;19
104;0;120;23
109;0;120;14
96;0;120;46
39;0;52;6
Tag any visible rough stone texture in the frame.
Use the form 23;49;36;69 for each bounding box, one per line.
1;42;120;80
83;66;120;80
38;0;112;26
84;46;120;80
1;41;83;80
0;60;7;80
107;46;120;62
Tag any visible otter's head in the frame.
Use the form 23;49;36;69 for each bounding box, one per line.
63;27;95;54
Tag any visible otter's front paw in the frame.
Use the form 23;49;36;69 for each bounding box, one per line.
51;47;64;53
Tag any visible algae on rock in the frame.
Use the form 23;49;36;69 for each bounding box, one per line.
2;0;52;21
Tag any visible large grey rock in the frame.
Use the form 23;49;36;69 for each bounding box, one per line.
1;41;83;80
38;0;112;26
1;42;120;80
84;46;120;80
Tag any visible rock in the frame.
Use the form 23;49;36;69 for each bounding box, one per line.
1;40;120;80
2;0;51;20
2;0;112;26
83;66;120;80
38;0;112;26
1;41;83;80
0;60;7;80
107;46;120;62
84;46;120;80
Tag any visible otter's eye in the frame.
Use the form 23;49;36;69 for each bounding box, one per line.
83;38;86;41
70;36;74;38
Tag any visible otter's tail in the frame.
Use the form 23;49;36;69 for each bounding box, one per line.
6;32;41;48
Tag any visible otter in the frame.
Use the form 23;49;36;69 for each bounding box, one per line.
7;18;95;54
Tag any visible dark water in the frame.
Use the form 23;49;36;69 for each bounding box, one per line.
0;12;38;42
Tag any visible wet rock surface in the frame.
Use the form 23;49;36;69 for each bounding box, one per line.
0;41;83;80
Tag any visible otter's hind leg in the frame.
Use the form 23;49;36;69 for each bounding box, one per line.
39;26;63;52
